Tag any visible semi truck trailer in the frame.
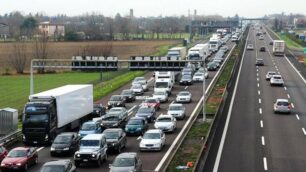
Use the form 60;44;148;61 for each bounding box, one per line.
272;40;285;56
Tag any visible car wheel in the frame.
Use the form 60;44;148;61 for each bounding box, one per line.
104;153;108;161
75;161;81;167
96;157;102;167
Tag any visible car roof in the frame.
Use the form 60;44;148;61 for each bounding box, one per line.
157;115;173;119
12;147;30;151
116;152;137;159
276;99;289;102
130;116;146;120
82;134;104;140
272;75;282;77
169;103;183;107
146;129;162;134
103;128;122;133
110;107;126;110
267;71;276;73
178;91;190;94
42;160;71;166
57;132;77;136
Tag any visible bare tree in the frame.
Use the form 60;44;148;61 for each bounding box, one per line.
77;42;113;57
8;41;27;74
33;31;48;73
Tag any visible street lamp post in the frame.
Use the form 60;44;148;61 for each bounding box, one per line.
30;60;34;95
203;58;206;122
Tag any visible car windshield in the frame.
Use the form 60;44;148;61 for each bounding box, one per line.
277;101;289;106
273;76;282;79
208;62;216;67
138;107;151;113
154;91;165;95
157;117;172;122
109;108;123;113
143;133;160;139
104;116;119;121
268;72;276;75
81;123;95;130
54;135;72;144
178;92;190;96
127;119;143;125
169;106;183;111
41;166;65;172
155;82;168;88
80;140;99;147
7;150;27;157
110;96;122;101
144;99;156;103
104;131;119;139
195;73;203;76
182;75;191;79
122;90;132;95
112;157;135;167
131;85;142;89
24;114;48;122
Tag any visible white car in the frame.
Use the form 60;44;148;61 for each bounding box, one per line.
247;44;254;50
176;91;192;103
167;103;186;120
154;115;177;133
193;72;205;82
138;129;166;151
265;71;276;80
273;99;291;114
197;68;209;79
131;83;144;95
259;35;264;40
152;90;168;103
132;80;148;92
270;75;284;86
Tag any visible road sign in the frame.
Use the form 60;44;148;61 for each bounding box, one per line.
304;47;306;54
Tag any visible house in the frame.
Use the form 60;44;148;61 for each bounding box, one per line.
0;22;10;39
38;21;65;37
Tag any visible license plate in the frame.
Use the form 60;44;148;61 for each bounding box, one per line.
56;150;61;153
33;141;38;144
83;159;88;162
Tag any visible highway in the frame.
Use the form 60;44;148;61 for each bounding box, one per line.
205;26;306;172
1;40;235;172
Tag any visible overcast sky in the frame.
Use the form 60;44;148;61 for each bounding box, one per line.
0;0;305;17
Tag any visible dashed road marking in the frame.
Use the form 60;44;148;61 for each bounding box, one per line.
261;136;265;146
284;87;287;90
257;73;259;77
263;157;268;171
302;128;306;136
148;77;154;83
259;108;262;114
257;78;259;81
259;98;262;104
287;94;290;99
184;86;188;89
291;103;295;108
257;83;260;88
296;114;300;120
278;71;280;74
258;90;261;95
260;120;264;128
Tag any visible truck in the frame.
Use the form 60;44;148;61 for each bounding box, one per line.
187;44;211;68
155;71;179;87
272;40;285;56
209;35;221;53
154;79;173;95
22;85;93;145
167;47;187;59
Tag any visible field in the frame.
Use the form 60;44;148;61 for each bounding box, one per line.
0;40;179;72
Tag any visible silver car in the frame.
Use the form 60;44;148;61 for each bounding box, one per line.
152;90;168;103
176;91;192;103
265;71;276;80
273;99;291;114
131;84;144;95
270;75;284;86
167;103;186;120
109;152;142;172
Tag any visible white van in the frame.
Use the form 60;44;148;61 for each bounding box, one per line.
154;79;172;95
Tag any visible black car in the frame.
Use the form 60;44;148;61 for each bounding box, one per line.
40;159;76;172
135;106;156;123
125;117;149;136
50;132;80;156
108;95;126;109
92;103;106;117
207;62;218;71
256;58;264;66
103;128;127;153
259;46;266;52
101;112;128;129
179;75;193;85
121;89;136;102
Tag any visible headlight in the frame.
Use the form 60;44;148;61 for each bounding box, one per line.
112;143;117;146
76;154;80;157
96;110;99;113
1;163;6;166
22;134;25;140
91;154;96;158
45;134;49;140
63;147;69;151
50;147;55;151
154;143;161;147
78;133;81;136
140;142;145;147
108;102;111;105
16;163;22;166
117;103;120;105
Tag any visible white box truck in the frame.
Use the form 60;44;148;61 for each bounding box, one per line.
167;47;187;59
22;85;93;145
209;35;221;53
272;40;285;56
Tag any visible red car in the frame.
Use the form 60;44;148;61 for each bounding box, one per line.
141;98;160;110
0;144;8;162
0;147;38;171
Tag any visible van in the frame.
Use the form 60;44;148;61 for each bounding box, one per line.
154;79;172;95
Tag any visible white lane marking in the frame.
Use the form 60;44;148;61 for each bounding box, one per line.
37;147;45;152
148;77;154;83
287;94;291;99
213;31;249;172
273;62;276;65
278;71;280;74
296;114;300;120
257;73;259;77
259;98;262;104
284;87;287;90
184;86;188;89
128;105;137;113
257;83;260;88
257;68;259;72
263;157;268;171
128;111;133;116
275;66;278;69
260;120;264;128
258;90;261;95
261;136;265;146
259;108;262;114
291;103;295;108
257;78;259;81
302;128;306;136
170;100;174;104
284;54;306;85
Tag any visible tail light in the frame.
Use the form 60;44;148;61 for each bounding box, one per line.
288;104;291;109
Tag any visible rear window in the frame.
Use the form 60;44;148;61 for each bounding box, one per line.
277;101;289;106
273;76;282;79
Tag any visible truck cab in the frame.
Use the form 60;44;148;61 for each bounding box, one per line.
154;79;172;95
74;134;108;167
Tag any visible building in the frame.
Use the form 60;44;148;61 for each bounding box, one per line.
294;17;306;29
0;22;10;39
38;21;65;37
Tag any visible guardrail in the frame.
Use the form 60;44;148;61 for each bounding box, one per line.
0;130;22;147
154;43;237;172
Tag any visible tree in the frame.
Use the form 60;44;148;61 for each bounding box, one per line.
8;41;28;74
21;17;38;38
33;31;48;73
65;31;79;41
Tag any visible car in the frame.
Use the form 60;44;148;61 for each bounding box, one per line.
220;46;229;53
130;83;144;95
141;98;160;110
0;144;8;163
108;107;128;117
103;128;127;153
256;32;261;36
265;71;276;80
179;75;193;85
135;106;156;122
154;115;177;133
167;103;186;120
255;58;264;66
207;62;218;71
215;50;225;58
109;152;142;172
78;121;102;138
1;147;38;171
74;134;108;167
213;57;223;63
259;46;266;52
270;75;284;86
247;44;254;50
101;112;128;129
92;103;106;117
193;72;205;82
132;77;148;91
197;68;209;78
176;91;192;103
121;89;136;102
125;117;149;136
40;159;76;172
269;41;273;45
152;90;169;103
273;99;291;114
138;129;166;151
50;132;80;156
259;35;264;40
107;95;126;109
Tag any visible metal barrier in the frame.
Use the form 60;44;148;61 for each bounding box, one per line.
0;130;22;147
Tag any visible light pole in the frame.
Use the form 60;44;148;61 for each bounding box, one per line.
30;59;34;95
203;58;206;122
